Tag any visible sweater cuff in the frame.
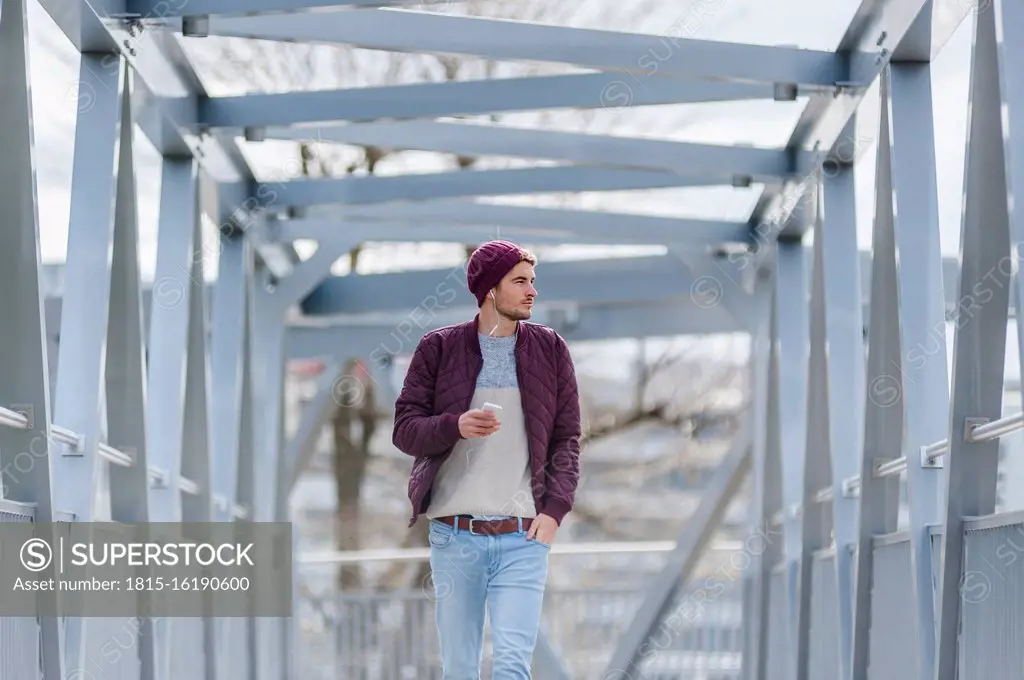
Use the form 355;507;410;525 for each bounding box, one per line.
440;411;462;445
539;498;572;525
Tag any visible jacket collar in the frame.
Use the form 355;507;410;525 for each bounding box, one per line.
463;313;531;357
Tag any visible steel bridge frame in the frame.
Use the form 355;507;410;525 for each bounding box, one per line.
5;0;1024;679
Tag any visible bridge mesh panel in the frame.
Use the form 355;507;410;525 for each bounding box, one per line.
808;554;839;679
1;509;40;680
867;539;917;680
959;520;1024;680
765;568;789;680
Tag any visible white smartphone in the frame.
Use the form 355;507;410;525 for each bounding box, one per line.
481;402;503;413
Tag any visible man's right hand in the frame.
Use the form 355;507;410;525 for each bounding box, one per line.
459;409;500;438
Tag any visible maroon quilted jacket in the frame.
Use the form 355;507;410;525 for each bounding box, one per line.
392;316;581;528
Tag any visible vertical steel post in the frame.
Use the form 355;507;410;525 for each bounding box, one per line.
743;266;775;680
933;8;1012;680
850;67;905;680
210;236;251;523
210;234;254;680
888;58;950;680
797;177;835;680
251;276;287;680
818;153;865;680
147;156;201;680
103;64;157;680
773;240;810;679
0;1;64;677
50;51;129;680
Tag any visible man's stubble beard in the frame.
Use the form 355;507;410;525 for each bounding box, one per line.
496;299;531;321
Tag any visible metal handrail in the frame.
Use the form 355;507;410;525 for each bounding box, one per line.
299;539;747;565
178;476;201;495
98;442;133;467
807;410;1024;515
0;407;29;429
0;409;256;522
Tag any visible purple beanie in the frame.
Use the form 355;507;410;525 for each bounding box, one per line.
466;240;525;306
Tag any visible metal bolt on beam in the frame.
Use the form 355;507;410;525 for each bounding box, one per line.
244;126;266;142
773;83;798;101
963;416;992;442
182;15;210;37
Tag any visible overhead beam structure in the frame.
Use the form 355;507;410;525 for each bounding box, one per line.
302;201;754;246
32;0;297;278
286;297;750;362
272;215;751;247
128;0;449;15
13;0;1023;677
756;0;971;238
298;254;750;317
256;167;751;210
200;72;777;129
200;9;847;88
253;120;810;182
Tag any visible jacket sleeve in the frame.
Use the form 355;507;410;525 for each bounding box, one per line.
539;333;582;525
392;333;463;458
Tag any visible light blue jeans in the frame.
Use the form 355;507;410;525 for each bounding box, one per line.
427;517;550;680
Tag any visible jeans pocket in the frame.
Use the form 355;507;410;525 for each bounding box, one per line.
428;521;454;548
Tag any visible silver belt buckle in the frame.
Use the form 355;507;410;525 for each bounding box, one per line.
467;517;482;535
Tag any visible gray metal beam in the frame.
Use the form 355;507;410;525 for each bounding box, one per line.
753;268;785;680
146;157;201;680
744;268;775;680
40;250;971;346
532;628;572;680
888;59;948;680
201;9;845;87
286;297;752;362
307;201;754;246
284;361;343;493
106;65;154;526
773;241;809;675
201;73;775;129
0;3;64;678
128;0;448;16
275;214;751;248
49;50;128;680
299;254;751;319
33;0;295;279
817;161;863;680
103;66;156;680
933;8;1012;680
147;157;199;525
258;121;807;182
753;0;971;239
850;69;903;680
602;419;751;677
790;178;831;680
256;166;744;209
210;236;251;522
260;163;753;208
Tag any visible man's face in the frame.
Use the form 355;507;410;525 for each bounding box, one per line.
491;260;537;320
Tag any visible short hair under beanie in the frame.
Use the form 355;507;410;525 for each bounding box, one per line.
466;240;525;307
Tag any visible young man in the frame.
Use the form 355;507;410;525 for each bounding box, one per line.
392;240;581;679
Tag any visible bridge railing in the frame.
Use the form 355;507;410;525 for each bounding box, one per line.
296;586;744;680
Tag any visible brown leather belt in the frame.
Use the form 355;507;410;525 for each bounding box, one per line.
435;515;533;535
